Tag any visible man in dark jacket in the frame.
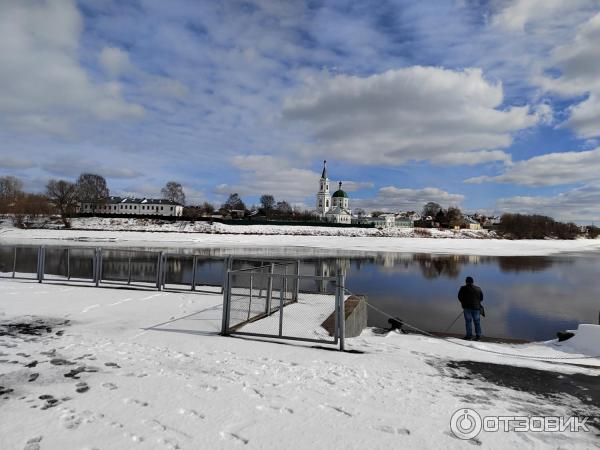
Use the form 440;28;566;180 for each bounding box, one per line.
457;276;483;340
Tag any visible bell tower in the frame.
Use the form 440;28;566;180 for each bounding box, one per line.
316;160;331;216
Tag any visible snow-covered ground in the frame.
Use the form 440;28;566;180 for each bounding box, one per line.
1;278;598;449
2;219;600;256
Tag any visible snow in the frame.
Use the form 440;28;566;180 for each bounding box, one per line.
551;324;600;356
1;278;599;449
2;219;600;256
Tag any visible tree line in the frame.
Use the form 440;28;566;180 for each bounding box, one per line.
0;174;186;227
2;175;599;238
183;193;315;221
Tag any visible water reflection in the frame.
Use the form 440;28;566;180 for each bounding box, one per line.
0;245;596;341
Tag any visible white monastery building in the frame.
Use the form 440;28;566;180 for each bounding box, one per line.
79;197;184;217
315;161;352;224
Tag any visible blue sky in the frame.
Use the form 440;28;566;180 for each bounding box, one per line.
1;0;600;222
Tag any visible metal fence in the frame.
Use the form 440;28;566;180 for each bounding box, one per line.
221;261;346;350
0;245;230;292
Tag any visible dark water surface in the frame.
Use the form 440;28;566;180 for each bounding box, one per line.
1;245;598;341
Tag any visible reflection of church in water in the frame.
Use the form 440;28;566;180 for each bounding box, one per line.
316;161;352;224
315;258;350;293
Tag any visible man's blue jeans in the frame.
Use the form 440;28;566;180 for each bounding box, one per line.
463;308;481;338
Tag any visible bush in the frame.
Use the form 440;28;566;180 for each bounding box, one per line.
498;213;582;240
587;225;600;239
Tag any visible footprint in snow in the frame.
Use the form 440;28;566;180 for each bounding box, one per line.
374;425;410;435
319;404;352;417
75;382;89;393
102;382;118;390
123;398;149;407
219;431;249;445
177;408;205;419
23;436;42;450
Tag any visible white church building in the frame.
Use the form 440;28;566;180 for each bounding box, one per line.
316;161;352;224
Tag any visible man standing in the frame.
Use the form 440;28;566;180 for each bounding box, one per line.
458;276;483;341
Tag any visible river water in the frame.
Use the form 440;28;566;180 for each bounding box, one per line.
1;245;598;341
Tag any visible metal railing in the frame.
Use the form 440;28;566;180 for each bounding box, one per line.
0;245;229;293
221;261;346;350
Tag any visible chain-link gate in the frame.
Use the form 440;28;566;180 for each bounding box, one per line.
221;261;346;350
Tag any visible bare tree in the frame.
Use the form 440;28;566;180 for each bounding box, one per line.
422;202;442;218
275;200;292;216
260;194;275;218
161;181;185;205
200;201;215;215
76;173;109;213
46;179;77;227
0;176;24;212
446;206;464;228
221;193;245;216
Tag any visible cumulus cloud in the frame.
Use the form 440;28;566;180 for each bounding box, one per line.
214;155;371;205
0;0;144;135
535;12;600;138
497;184;600;222
353;186;464;212
465;147;600;186
284;67;540;166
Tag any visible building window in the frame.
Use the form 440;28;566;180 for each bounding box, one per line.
170;206;173;211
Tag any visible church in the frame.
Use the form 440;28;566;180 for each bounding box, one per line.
316;160;352;224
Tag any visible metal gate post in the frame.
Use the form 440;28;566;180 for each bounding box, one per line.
247;274;253;320
156;252;163;290
67;248;71;280
191;256;197;291
220;257;232;294
294;260;300;302
337;272;345;351
39;247;45;283
265;263;274;315
220;270;231;335
278;281;284;337
95;248;102;287
36;247;41;282
12;247;17;278
162;254;167;289
127;256;132;285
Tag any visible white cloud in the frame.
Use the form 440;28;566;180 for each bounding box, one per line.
497;184;600;222
535;12;600;138
214;155;371;205
339;181;374;192
119;183;205;205
99;47;134;77
100;46;189;99
0;157;35;170
41;158;142;179
465;147;600;186
283;67;540;166
353;186;464;212
492;0;597;32
0;0;144;135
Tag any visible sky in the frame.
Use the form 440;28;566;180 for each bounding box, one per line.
1;0;600;222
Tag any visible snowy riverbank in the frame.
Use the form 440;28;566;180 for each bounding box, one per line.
1;279;599;449
3;224;600;256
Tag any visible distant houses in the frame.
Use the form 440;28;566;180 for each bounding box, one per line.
79;196;184;217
